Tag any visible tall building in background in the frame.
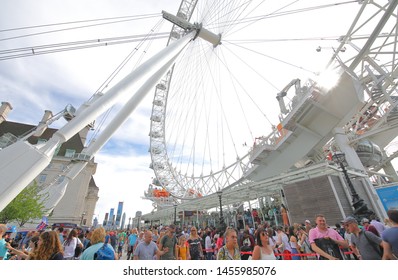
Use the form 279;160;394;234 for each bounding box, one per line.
103;213;109;226
121;212;126;229
108;208;114;228
116;201;123;227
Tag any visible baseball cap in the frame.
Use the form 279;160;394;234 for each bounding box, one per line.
341;216;358;224
361;218;369;224
305;219;311;224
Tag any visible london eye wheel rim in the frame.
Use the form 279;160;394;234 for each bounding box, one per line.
148;0;398;206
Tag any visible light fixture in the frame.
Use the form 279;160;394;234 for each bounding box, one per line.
332;151;374;220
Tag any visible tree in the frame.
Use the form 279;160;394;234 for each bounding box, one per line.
0;181;48;226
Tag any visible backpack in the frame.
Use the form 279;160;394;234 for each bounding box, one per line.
314;237;344;260
94;239;115;260
363;230;383;258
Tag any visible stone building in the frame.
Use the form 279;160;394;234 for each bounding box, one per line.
0;102;99;227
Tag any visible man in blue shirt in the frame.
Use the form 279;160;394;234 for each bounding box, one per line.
127;228;138;260
133;231;168;260
382;209;398;259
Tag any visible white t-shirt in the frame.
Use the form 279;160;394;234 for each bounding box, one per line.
278;232;292;252
63;237;81;258
205;235;212;250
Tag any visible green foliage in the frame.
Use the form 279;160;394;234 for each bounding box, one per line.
0;181;48;226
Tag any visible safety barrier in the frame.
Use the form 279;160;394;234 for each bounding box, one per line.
203;247;356;258
204;249;355;257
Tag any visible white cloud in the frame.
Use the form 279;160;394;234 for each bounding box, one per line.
0;0;180;221
94;150;154;219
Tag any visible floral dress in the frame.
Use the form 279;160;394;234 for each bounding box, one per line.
217;245;241;260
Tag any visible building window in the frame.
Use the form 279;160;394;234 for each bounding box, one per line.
39;174;47;184
65;149;75;158
57;176;65;183
37;138;47;145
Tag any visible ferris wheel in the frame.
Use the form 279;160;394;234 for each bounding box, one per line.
147;0;398;207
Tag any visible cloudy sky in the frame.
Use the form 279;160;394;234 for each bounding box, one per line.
0;0;182;221
1;0;375;223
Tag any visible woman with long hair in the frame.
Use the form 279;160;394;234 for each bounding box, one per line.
63;229;82;260
281;204;290;226
30;231;63;260
298;226;316;260
288;226;301;260
252;228;276;260
187;227;203;260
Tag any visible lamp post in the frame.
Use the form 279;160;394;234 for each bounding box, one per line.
216;190;226;230
173;203;177;225
332;152;374;220
80;212;86;226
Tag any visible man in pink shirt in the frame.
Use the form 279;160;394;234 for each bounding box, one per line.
309;214;349;260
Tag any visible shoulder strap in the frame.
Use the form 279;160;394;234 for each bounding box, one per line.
363;230;375;245
362;230;382;256
161;235;167;246
304;238;311;248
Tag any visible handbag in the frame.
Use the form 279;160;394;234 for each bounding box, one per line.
74;241;83;258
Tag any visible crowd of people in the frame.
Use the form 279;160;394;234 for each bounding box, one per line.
0;209;397;260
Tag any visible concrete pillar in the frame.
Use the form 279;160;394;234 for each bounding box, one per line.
381;160;398;182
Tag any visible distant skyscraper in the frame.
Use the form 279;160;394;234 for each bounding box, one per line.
135;211;142;229
108;208;114;228
121;213;126;229
103;213;109;226
116;202;123;227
